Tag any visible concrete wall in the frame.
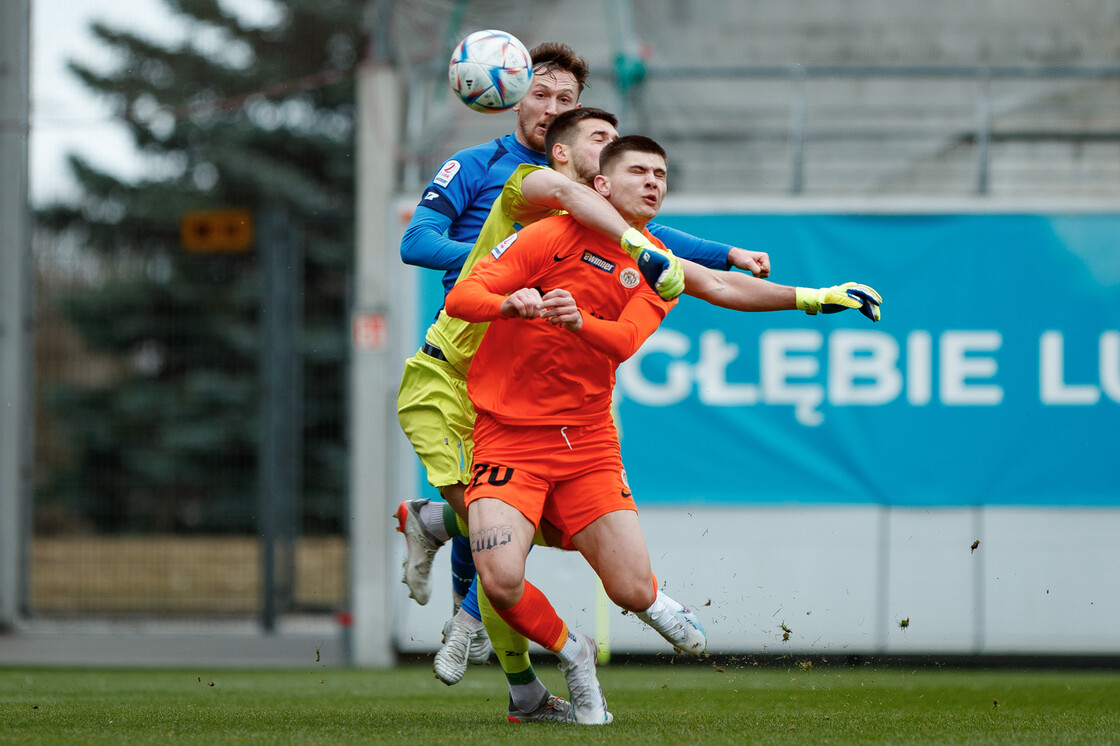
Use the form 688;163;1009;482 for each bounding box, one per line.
400;0;1120;196
394;506;1120;657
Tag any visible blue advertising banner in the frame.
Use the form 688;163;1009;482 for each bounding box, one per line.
614;212;1120;508
416;211;1120;508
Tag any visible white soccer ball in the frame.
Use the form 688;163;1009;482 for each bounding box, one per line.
448;29;532;113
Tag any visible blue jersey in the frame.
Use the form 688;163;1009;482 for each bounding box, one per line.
407;133;548;295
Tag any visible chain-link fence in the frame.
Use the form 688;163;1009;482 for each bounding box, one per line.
30;220;348;619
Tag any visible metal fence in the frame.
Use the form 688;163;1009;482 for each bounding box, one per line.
29;220;348;621
617;65;1120;197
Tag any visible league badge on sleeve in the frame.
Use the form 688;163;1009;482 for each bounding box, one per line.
434;160;462;187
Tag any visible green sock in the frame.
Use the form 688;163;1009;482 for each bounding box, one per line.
442;502;468;538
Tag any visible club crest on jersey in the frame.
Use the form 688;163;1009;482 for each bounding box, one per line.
491;232;517;259
581;250;616;274
619;267;641;289
433;160;461;187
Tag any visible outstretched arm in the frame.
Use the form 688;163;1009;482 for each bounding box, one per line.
648;223;771;278
681;260;882;321
681;259;794;310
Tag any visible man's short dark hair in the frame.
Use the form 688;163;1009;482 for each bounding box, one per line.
530;42;590;93
544;107;619;164
599;135;667;174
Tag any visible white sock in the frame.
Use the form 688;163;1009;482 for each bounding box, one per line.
418;499;450;542
556;630;583;666
638;589;678;621
509;679;549;712
452;607;484;631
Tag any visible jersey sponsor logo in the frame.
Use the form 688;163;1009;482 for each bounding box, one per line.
423;190;439;201
619;267;641;289
581;250;616;274
433;160;461;187
491;232;518;259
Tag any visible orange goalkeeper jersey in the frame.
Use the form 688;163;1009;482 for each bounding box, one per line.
444;213;676;426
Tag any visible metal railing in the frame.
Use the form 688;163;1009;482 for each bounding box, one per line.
618;64;1120;196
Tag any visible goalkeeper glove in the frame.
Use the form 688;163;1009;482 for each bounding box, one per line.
620;227;685;301
795;282;882;322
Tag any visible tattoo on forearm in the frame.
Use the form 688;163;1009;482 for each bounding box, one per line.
471;525;513;553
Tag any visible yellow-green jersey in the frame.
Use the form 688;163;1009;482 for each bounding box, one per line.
424;164;560;377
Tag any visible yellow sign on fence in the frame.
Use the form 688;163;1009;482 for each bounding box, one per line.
180;209;254;253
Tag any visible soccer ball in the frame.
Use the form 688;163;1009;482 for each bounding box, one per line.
448;29;533;113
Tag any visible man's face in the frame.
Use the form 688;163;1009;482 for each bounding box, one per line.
568;119;619;184
595;150;668;224
513;67;580;152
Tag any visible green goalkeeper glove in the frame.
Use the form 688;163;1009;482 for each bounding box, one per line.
795;282;882;322
620;227;685;301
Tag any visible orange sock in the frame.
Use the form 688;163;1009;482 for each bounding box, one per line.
493;580;568;653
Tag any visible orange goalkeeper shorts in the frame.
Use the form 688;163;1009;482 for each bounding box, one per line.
465;411;637;541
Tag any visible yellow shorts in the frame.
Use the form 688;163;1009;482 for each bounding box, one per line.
396;347;476;489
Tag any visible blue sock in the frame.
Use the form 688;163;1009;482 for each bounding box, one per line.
449;536;476;606
460;576;481;621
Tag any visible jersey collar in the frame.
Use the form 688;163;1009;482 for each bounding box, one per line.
503;132;548;166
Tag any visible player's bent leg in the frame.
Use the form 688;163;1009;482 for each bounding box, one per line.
569;509;656;612
440;495;559;549
571;510;708;656
491;580;611;726
477;582;578;724
396;353;475;606
466;497;536;609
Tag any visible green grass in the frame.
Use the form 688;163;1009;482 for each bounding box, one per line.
3;661;1120;744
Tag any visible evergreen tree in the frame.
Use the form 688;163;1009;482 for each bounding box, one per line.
37;0;367;533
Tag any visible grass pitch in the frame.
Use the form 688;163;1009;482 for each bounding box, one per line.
3;661;1119;744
